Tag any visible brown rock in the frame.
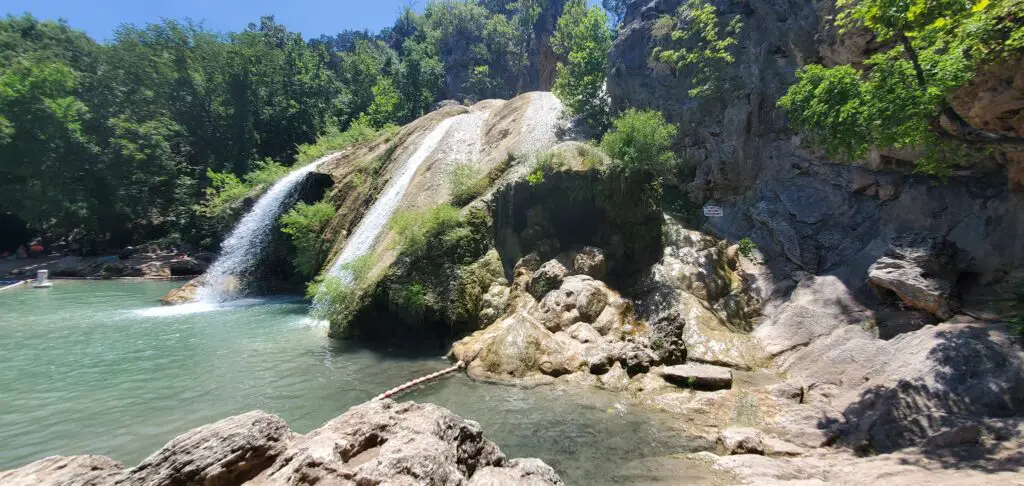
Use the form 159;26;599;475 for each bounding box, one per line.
118;411;292;486
159;278;201;305
0;455;123;486
718;427;765;455
253;400;562;486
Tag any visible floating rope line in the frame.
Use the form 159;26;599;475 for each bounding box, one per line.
0;280;24;290
372;361;465;401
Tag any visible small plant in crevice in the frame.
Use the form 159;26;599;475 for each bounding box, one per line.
737;237;761;263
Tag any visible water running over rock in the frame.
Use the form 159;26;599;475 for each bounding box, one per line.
321;116;462;284
197;156;329;303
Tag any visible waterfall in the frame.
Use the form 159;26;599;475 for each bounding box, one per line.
312;113;486;313
323;116;459;281
197;156;330;303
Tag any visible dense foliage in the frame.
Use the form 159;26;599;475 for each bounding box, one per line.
600;109;679;176
778;0;1024;177
0;2;566;251
650;0;742;98
551;0;613;129
279;198;337;278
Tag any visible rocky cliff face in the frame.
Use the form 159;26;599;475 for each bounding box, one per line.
608;0;1024;290
607;0;1024;458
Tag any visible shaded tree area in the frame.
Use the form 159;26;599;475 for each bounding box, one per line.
0;1;568;252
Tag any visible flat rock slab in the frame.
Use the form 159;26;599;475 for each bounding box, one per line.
658;363;733;390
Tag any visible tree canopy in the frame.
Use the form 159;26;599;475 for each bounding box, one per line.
551;0;613;128
0;2;568;251
778;0;1024;177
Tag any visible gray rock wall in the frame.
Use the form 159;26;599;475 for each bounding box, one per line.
608;0;1024;299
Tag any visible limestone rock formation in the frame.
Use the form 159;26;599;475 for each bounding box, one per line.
658;363;733;390
637;215;763;368
572;246;607;279
0;401;562;486
452;312;584;380
252;400;560;485
0;455;124;486
160;277;201;305
528;259;567;299
718;427;766;455
119;411;293;485
530;275;610;332
867;233;961;319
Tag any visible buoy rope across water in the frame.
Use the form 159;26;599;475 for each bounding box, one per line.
372;361;465;402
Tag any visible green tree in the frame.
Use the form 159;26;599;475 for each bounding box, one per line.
551;0;613;129
600;109;679;176
365;76;403;127
778;0;1024;177
650;0;742;98
0;58;95;235
339;38;397;122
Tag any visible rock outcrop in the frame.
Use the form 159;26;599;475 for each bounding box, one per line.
0;455;124;486
605;0;1024;467
867;233;961;319
0;401;563;486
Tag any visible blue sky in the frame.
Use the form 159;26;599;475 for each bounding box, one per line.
4;0;422;41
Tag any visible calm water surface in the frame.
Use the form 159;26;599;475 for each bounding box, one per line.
0;281;704;483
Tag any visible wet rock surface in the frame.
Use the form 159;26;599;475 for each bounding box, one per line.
0;401;562;486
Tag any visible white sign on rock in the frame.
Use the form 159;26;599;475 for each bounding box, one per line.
703;205;723;217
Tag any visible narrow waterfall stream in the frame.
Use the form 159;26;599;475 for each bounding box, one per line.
312;111;487;310
197;156;330;303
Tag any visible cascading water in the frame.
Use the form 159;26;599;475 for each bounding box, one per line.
196;155;331;303
312;112;486;311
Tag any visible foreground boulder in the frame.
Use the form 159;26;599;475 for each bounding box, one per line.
120;411;292;485
0;455;123;486
0;401;562;486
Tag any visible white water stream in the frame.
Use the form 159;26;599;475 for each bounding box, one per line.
196;156;330;303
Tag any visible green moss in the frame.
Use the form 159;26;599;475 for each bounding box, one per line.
308;254;376;335
449;162;490;207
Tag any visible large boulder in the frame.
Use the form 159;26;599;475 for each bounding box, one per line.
868;233;961;319
452;312;584;379
658;216;735;303
658;363;734;391
781;321;1024;452
573;246;607;279
253;400;561;485
468;458;565;486
0;402;563;486
118;411;293;485
0;455;123;486
529;275;610;332
528;259;567;299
